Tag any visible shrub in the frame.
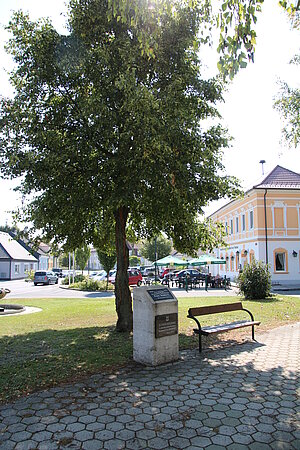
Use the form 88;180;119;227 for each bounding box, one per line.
61;274;85;285
71;278;114;291
237;259;271;300
25;269;35;282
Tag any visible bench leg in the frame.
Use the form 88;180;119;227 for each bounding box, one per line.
252;325;255;341
199;333;202;353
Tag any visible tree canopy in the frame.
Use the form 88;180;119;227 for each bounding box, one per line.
273;4;300;149
0;0;253;331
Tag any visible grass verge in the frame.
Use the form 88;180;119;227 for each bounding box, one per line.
0;295;299;403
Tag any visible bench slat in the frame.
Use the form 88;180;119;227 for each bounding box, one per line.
188;302;243;317
201;320;261;335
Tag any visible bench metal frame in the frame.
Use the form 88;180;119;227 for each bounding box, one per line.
187;302;260;352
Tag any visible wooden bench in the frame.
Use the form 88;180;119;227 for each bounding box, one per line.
187;302;260;352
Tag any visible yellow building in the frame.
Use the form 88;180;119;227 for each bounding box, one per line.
209;165;300;285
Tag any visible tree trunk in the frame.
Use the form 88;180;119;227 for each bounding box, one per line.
114;206;132;332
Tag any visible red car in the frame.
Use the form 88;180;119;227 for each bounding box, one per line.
160;268;170;279
110;269;143;286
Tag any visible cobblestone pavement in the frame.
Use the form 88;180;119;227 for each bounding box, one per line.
0;323;299;450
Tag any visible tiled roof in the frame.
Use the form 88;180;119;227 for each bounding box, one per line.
0;232;37;261
253;165;300;189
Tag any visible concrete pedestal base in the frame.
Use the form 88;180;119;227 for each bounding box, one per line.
133;286;178;366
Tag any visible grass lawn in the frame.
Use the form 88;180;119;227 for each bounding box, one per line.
0;295;299;404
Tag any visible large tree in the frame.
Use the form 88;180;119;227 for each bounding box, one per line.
273;4;300;149
274;69;300;148
0;0;248;332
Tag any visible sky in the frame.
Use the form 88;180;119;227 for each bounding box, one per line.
0;0;299;225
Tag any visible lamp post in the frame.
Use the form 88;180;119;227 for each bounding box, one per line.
154;237;158;282
68;252;71;285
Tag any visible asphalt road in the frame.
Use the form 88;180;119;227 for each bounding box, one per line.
0;278;243;299
0;279;114;299
1;278;299;300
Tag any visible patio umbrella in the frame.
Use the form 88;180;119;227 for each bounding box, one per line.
190;255;227;291
155;255;189;290
155;255;188;266
189;255;226;266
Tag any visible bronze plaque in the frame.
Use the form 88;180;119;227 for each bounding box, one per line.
155;313;178;338
148;288;174;302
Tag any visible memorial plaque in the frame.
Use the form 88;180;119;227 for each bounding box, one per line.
155;313;178;338
148;288;174;302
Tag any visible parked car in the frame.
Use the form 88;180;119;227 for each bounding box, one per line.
87;271;98;278
109;269;117;278
162;270;180;282
62;270;79;278
52;268;63;278
173;269;204;284
160;268;170;279
142;267;156;277
110;269;143;286
92;270;107;281
34;271;58;286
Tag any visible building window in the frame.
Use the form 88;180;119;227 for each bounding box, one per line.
242;214;245;232
249;210;254;229
275;252;286;271
236;217;239;233
230;219;233;235
225;221;228;235
15;264;20;274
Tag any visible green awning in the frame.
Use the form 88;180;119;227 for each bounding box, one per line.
189;255;226;265
155;255;189;266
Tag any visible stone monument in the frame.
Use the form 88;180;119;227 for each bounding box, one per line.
133;285;178;366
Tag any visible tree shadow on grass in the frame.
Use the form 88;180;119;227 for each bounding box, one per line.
243;295;281;303
0;322;263;404
0;325;132;404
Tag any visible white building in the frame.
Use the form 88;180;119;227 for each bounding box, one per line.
0;232;38;280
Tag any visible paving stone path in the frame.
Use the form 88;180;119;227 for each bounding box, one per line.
0;323;299;449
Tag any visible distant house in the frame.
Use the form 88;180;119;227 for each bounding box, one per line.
0;231;38;280
209;165;300;285
8;232;50;271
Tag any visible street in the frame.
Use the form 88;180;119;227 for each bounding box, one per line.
1;278;299;300
0;279;114;299
1;278;239;300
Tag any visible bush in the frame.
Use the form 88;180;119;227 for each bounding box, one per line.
71;278;114;291
25;269;35;282
61;274;85;285
237;260;271;300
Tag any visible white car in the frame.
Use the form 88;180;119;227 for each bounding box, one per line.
91;270;107;281
88;271;99;278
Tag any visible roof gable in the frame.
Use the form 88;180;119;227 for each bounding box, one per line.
0;244;10;259
0;232;37;261
253;165;300;189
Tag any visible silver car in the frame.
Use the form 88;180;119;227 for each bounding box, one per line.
34;271;58;286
